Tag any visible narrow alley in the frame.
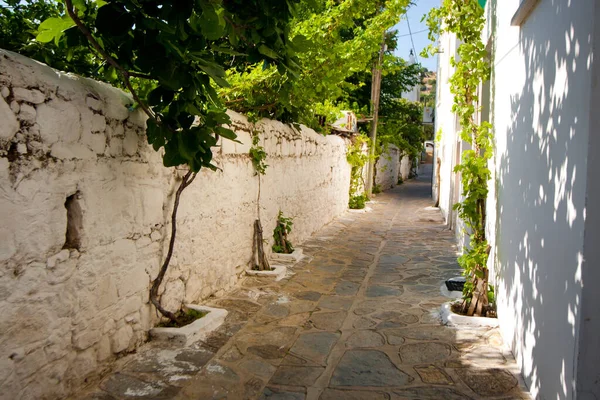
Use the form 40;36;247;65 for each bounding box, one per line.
81;169;529;400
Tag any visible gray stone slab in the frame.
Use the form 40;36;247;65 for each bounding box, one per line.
271;366;325;386
372;311;419;325
335;281;360;296
345;330;385;348
317;265;344;273
100;373;180;399
295;291;322;301
398;342;452;363
309;311;347;331
261;387;306;400
391;326;456;341
248;344;288;360
320;388;390;400
379;255;410;264
263;304;290;318
318;296;354;310
392;387;472;399
454;368;518;397
239;358;277;380
330;350;411;387
366;286;402;297
289;332;340;365
352;317;377;329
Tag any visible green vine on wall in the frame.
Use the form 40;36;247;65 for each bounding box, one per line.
423;0;494;317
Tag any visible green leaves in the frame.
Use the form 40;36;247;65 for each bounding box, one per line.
198;3;225;40
95;3;134;37
36;17;75;43
258;44;279;60
272;211;294;254
424;0;493;304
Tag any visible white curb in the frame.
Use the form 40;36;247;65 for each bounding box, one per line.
150;304;228;346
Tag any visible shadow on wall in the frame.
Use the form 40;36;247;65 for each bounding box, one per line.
495;1;593;399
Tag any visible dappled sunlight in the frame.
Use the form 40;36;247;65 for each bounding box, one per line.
492;0;593;398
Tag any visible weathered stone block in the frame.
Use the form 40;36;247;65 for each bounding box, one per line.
13;87;45;104
0;96;18;140
37;100;81;144
96;276;118;311
90;114;106;133
73;329;102;350
86;96;103;111
96;336;112;362
111;325;133;353
19;103;36;123
122;128;138;155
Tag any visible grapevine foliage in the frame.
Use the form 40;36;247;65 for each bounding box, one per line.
423;0;494;316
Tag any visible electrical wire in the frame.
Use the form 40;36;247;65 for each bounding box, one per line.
406;14;419;64
396;28;428;38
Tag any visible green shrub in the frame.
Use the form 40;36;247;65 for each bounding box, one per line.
349;194;368;209
272;211;294;254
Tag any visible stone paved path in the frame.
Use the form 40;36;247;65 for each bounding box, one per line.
79;168;530;400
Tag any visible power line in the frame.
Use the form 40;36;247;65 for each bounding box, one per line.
405;15;419;64
396;28;428;38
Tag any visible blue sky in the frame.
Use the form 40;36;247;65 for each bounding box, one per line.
393;0;440;72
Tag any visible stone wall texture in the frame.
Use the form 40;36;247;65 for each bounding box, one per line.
374;145;400;191
0;50;358;399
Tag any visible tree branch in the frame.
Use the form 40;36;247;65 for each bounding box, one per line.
63;0;156;122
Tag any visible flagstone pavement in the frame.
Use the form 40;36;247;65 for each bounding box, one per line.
79;167;530;400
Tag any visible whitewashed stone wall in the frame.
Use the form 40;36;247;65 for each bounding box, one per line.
374;145;411;191
399;155;411;181
0;50;351;399
374;145;400;190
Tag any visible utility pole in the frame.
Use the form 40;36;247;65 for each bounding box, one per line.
365;33;386;197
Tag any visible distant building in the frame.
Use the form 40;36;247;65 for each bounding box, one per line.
400;50;420;102
419;71;436;104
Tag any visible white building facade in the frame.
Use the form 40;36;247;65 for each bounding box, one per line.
401;51;421;102
434;1;599;399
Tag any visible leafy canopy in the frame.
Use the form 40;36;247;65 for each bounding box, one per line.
220;0;413;132
25;0;301;173
422;0;494;312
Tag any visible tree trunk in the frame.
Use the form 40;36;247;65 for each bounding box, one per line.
149;170;195;324
254;219;270;271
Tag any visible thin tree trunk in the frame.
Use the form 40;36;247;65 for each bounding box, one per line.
150;170;196;324
254;219;270;271
278;224;289;254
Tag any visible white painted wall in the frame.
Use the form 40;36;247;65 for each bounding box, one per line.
433;31;459;228
399;154;411;181
490;1;594;398
576;4;600;398
0;50;354;399
435;1;597;399
375;145;401;190
401;52;421;103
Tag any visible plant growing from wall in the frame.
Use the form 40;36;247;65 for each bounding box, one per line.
423;0;494;317
272;211;294;254
347;134;371;209
34;0;299;325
